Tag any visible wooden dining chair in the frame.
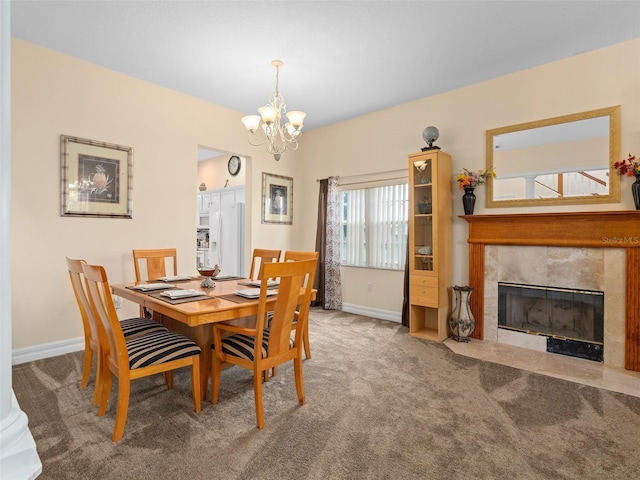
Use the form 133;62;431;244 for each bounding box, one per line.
132;248;178;317
82;262;201;441
66;257;168;406
211;257;318;429
248;248;282;280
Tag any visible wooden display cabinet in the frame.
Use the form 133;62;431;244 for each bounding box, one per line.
408;150;452;341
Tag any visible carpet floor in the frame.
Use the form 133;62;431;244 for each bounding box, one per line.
12;308;640;479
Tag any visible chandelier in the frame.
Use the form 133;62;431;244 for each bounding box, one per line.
241;60;306;161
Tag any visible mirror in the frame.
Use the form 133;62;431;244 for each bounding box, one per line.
486;105;620;207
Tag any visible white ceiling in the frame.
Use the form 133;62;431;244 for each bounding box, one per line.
10;1;640;133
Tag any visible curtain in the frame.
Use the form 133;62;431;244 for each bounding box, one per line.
314;177;342;310
313;180;328;307
401;241;410;327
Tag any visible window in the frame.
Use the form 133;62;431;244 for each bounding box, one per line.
340;182;408;270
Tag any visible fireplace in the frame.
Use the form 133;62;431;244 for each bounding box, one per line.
498;282;604;362
462;211;640;372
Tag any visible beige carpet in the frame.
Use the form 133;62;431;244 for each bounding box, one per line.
12;308;640;479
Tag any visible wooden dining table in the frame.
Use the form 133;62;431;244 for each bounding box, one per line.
111;276;312;400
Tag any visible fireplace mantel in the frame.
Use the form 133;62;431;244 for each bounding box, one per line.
462;211;640;371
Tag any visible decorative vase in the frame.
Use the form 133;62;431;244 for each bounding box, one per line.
632;175;640;210
462;187;476;215
449;285;475;342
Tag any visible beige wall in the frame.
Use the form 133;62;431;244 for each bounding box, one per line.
11;37;640;351
11;39;300;349
197;155;246;191
298;38;640;315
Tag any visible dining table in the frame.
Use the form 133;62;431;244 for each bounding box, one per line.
111;275;313;400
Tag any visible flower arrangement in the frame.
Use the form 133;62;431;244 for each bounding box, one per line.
455;167;496;189
613;153;640;177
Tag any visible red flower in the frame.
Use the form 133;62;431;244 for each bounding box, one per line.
614;154;640;177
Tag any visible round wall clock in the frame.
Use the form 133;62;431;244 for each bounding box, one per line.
228;155;241;176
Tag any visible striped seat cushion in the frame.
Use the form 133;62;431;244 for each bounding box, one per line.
215;328;294;362
126;330;201;369
120;317;167;339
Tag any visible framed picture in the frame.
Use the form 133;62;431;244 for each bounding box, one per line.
262;172;293;224
60;135;133;218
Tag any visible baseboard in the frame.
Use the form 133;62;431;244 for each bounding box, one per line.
340;303;402;323
12;337;84;365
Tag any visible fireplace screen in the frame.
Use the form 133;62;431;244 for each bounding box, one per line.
498;282;604;344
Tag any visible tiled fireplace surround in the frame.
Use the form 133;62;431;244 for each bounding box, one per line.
463;211;640;372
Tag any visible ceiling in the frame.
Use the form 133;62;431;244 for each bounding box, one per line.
10;1;640;135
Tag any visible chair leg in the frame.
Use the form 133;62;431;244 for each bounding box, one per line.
294;354;306;406
98;362;112;417
210;350;221;405
191;359;201;413
164;371;174;389
112;375;131;442
80;343;92;389
91;349;102;406
303;322;312;359
254;371;265;429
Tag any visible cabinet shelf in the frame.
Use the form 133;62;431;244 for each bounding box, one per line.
409;326;442;342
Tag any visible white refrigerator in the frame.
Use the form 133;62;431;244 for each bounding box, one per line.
209;188;245;278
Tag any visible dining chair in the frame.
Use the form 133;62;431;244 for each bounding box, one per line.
210;257;318;429
82;262;201;441
248;248;282;280
132;248;178;317
265;250;319;380
66;257;168;406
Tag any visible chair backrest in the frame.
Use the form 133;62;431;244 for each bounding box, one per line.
257;258;317;357
132;248;178;281
82;263;127;372
248;248;282;280
283;251;319;287
66;257;100;347
283;250;319;262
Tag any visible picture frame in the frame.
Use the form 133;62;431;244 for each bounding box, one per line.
60;135;133;218
262;172;293;224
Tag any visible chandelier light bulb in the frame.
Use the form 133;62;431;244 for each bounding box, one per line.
241;115;261;133
258;106;278;124
286;111;306;127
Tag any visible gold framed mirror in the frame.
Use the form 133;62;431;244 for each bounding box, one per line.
486;105;620;207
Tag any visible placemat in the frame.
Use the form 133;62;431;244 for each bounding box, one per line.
216;293;262;304
149;276;196;283
205;276;245;282
148;291;213;305
126;285;176;292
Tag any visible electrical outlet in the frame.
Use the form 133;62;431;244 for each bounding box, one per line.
367;282;373;291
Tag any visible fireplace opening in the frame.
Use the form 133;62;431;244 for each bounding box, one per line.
498;282;604;362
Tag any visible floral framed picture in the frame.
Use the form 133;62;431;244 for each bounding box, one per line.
262;172;293;224
60;135;133;218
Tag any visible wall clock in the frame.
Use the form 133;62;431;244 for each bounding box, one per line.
228;155;241;176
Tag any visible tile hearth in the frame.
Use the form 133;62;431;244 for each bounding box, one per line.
444;337;640;399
